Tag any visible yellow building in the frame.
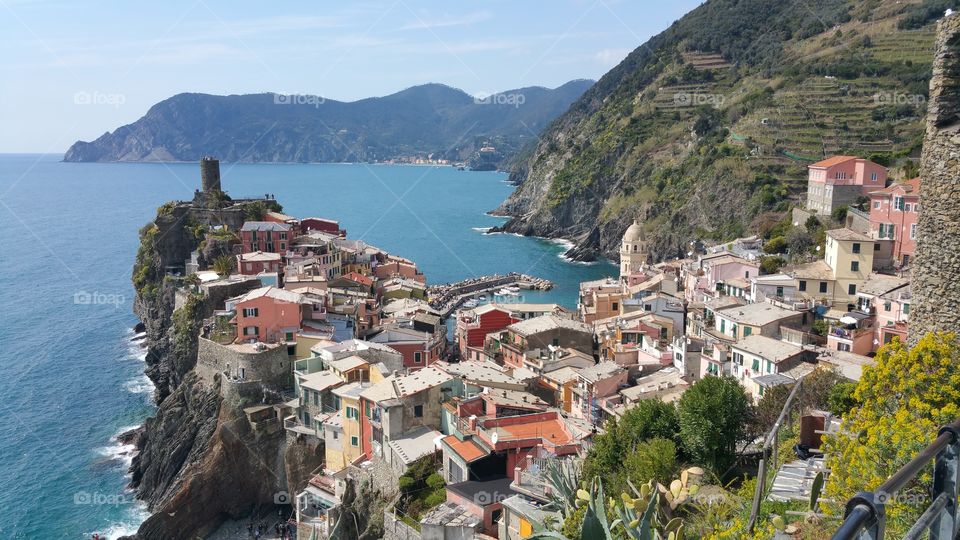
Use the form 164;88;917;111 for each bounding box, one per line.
789;228;875;309
326;382;365;470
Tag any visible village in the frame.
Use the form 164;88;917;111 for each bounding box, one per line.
172;153;918;540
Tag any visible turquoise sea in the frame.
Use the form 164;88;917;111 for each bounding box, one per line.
0;154;614;538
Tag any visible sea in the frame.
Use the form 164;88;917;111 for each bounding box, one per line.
0;154;615;539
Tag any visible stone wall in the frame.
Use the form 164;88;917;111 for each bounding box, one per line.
196;337;293;394
912;13;960;345
383;507;422;540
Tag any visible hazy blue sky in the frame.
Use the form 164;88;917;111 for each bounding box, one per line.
1;0;702;153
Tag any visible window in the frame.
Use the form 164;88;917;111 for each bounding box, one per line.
903;303;910;314
851;261;859;272
752;359;760;372
611;302;618;311
871;172;878;181
894;196;905;210
551;338;560;346
884;301;892;312
351;436;359;447
733;352;744;366
799;280;807;292
313;392;319;406
414;351;422;364
346;406;359;420
285;331;294;341
910;223;917;239
852;243;861;254
819;282;828;294
848;284;857;295
904;203;912;212
766;360;774;373
414;405;424;418
837;343;851;352
242;307;259;317
874;243;880;251
776;286;784;297
874;201;881;209
332;431;338;440
743;326;752;337
243;326;259;336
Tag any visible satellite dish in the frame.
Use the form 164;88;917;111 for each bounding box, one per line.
491;432;499;445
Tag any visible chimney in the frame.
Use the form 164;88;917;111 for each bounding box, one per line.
468;415;477;431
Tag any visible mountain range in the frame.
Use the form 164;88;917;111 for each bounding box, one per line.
494;0;940;261
63;80;593;165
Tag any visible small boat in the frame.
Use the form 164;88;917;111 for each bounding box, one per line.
477;294;487;302
505;286;521;294
463;299;478;308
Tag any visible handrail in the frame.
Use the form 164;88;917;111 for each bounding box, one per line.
747;377;805;531
831;418;960;540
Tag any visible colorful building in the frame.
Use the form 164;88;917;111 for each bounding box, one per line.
240;221;292;254
806;156;887;215
867;177;920;267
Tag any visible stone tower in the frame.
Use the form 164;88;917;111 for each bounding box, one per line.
200;156;221;193
910;13;960;345
620;220;648;278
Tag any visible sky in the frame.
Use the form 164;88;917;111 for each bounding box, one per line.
1;0;703;153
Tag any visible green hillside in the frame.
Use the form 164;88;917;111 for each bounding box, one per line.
495;0;944;261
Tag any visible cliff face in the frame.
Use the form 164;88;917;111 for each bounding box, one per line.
911;13;960;344
125;198;322;538
495;0;933;261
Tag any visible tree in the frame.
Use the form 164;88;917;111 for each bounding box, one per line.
804;215;822;232
212;255;234;276
831;205;848;223
827;381;859;417
759;256;786;275
678;376;752;477
243;200;269;221
763;236;788;254
823;333;960;535
622;438;679;488
751;384;791;437
583;399;679;490
786;227;813;254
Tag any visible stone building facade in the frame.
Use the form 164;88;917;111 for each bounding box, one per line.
912;13;960;345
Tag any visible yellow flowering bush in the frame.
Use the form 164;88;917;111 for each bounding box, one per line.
822;333;960;535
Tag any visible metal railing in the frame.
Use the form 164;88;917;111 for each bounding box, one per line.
748;377;805;531
832;418;960;540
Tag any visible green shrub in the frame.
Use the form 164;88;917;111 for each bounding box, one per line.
398;475;415;493
426;473;445;490
424;491;446;509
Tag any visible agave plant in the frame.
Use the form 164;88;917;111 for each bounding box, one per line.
541;458;583;517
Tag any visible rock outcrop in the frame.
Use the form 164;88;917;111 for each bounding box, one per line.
912;13;960;344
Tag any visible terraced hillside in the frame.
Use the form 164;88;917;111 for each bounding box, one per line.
495;0;942;262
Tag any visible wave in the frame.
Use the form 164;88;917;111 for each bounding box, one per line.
94;502;150;540
125;374;155;395
471;227;492;233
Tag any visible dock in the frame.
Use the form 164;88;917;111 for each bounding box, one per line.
427;273;553;317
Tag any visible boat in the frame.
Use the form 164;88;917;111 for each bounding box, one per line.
505;286;521;294
463;299;478;309
477;294;487;302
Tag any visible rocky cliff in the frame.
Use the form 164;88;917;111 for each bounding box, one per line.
494;0;935;261
124;198;324;538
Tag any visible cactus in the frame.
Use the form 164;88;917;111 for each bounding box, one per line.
531;468;703;539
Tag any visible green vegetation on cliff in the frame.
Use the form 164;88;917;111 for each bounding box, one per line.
499;0;936;260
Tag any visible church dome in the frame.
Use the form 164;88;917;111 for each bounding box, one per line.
623;220;645;242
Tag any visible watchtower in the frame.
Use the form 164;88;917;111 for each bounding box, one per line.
200;156;221;193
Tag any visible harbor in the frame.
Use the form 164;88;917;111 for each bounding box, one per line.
426;272;553;317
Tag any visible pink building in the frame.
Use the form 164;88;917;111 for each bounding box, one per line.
372;256;425;283
806;156;887;215
236;251;282;276
300;217;346;237
868;178;920;267
240;221;292;254
232;286;319;344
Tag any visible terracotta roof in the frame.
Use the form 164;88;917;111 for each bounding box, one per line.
442;435;488;463
809;155;857;168
827;228;873;242
869;177;921;196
